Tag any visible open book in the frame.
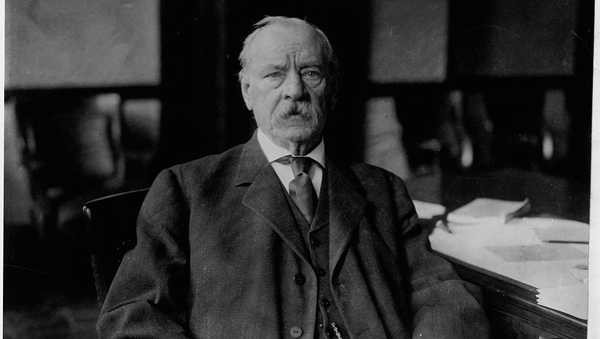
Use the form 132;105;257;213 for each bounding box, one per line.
447;198;531;224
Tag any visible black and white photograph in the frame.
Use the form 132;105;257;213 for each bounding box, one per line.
3;0;595;338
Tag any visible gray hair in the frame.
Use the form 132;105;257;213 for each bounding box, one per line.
237;16;339;107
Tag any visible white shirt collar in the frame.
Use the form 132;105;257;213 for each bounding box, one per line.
257;129;326;168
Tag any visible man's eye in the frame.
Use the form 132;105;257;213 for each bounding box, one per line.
264;72;283;79
302;70;322;80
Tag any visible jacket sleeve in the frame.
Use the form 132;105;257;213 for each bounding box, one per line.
388;173;490;339
97;169;191;339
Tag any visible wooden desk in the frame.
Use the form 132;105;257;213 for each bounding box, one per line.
443;255;587;339
406;169;589;339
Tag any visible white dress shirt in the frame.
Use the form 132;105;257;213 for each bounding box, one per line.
256;129;325;197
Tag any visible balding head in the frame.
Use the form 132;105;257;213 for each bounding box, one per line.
238;16;338;155
239;16;338;98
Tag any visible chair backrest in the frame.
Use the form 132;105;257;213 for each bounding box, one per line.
16;94;124;190
83;188;149;306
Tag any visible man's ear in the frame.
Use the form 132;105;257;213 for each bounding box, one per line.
240;77;253;111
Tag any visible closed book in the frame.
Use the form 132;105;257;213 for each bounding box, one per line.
447;198;530;224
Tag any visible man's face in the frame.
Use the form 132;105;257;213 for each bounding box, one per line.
240;23;328;149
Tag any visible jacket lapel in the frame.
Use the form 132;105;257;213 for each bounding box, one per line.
327;160;367;276
237;134;311;263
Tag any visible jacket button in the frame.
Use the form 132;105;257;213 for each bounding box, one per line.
294;273;306;285
290;326;303;338
321;298;331;308
316;267;326;277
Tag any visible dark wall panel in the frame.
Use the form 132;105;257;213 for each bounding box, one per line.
6;0;160;88
449;0;577;77
369;0;447;82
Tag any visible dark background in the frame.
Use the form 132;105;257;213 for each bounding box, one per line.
4;0;593;337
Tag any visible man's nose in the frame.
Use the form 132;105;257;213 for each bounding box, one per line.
283;71;305;100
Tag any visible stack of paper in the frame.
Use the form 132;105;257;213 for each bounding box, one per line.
447;198;530;224
429;215;589;320
537;282;588;320
534;219;589;243
412;200;446;219
530;218;588;319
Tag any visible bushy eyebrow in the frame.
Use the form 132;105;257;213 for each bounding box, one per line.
254;62;286;73
300;64;323;70
297;56;324;67
265;64;287;71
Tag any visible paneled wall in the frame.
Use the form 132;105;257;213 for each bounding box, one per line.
370;0;447;82
6;0;160;88
4;0;592;223
449;0;577;77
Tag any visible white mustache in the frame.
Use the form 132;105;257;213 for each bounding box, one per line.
280;102;312;118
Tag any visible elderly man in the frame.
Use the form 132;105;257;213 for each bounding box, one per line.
98;16;489;338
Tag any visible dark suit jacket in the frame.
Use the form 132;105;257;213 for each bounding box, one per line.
97;135;489;338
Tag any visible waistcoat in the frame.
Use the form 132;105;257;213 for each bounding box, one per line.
283;176;347;339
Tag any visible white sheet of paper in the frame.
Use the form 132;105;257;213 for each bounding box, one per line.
447;198;529;224
412;200;446;219
429;218;590;295
532;219;589;243
485;244;587;262
537;282;588;320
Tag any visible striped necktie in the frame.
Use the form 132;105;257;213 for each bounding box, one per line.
278;156;317;223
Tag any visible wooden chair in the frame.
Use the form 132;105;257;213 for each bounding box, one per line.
15;94;126;238
83;188;148;306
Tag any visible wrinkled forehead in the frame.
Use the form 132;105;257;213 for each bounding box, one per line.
245;23;326;69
